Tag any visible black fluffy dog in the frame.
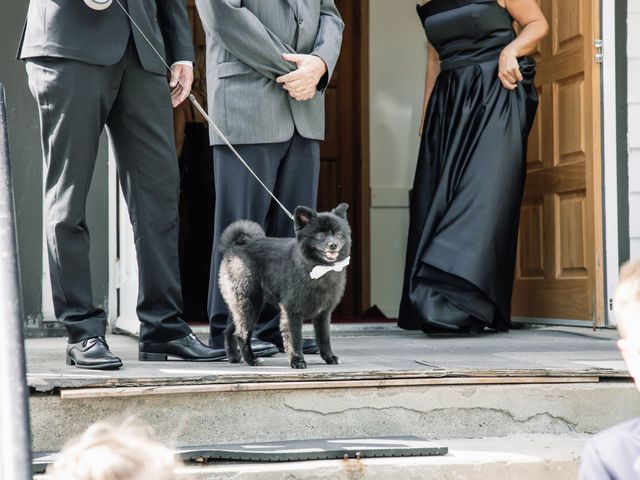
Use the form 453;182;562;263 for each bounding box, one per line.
218;204;351;369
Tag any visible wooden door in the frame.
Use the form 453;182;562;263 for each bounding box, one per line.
512;0;604;324
317;0;367;317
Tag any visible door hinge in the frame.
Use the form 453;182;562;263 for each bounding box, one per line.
595;39;604;63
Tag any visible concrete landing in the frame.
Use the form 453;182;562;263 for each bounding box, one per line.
26;325;627;391
27;326;637;458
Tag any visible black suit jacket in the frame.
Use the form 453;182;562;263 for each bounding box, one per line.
580;417;640;479
17;0;193;74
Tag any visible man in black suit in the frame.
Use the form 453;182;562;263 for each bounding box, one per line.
18;0;226;369
580;259;640;479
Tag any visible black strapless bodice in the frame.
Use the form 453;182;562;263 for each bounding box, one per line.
417;0;515;71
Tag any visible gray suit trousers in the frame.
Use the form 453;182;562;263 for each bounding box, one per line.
26;42;191;343
208;133;320;344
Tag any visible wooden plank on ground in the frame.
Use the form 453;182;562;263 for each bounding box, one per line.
59;376;601;400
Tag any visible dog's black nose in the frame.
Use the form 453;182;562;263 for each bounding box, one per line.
329;243;338;250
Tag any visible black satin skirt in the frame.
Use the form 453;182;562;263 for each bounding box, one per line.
398;57;538;333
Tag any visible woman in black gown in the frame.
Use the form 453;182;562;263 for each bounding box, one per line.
399;0;548;334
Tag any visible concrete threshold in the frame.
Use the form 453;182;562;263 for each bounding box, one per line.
26;326;629;392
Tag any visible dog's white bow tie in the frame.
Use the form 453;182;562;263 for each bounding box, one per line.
310;256;351;280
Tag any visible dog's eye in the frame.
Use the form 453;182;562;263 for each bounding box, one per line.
315;233;326;240
336;232;345;240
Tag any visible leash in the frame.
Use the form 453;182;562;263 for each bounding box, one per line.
114;0;296;222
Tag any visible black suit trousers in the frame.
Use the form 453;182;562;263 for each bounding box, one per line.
26;42;191;343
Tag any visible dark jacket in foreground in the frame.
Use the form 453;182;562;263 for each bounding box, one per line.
17;0;194;74
580;417;640;480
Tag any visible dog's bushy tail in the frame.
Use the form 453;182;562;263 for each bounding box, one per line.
220;220;265;253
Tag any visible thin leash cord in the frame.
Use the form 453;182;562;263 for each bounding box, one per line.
114;0;295;221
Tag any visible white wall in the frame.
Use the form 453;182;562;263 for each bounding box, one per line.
369;0;427;317
629;1;640;259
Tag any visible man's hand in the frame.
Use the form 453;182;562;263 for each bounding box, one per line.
169;63;194;107
276;53;327;101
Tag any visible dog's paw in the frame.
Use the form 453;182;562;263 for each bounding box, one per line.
247;357;263;367
290;358;307;369
228;355;242;364
322;353;340;365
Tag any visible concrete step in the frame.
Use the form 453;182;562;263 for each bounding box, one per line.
35;434;586;480
27;327;633;478
30;379;638;452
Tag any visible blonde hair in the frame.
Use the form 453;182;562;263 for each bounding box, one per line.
47;419;179;480
615;259;640;339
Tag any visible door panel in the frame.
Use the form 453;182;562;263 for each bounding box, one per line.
512;0;603;324
318;0;365;317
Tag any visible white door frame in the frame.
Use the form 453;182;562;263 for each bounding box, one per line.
107;149;140;336
601;1;620;326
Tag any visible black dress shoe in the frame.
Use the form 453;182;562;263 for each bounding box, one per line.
249;337;280;357
210;334;279;358
139;333;227;361
66;336;123;370
302;338;319;354
257;334;319;354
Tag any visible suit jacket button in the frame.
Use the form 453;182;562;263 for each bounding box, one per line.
299;19;304;26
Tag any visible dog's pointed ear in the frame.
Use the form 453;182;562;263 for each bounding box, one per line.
294;206;317;230
332;203;349;219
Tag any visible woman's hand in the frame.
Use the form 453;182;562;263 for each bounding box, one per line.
498;48;523;90
498;0;549;90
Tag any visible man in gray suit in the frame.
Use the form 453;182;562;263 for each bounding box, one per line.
195;0;344;353
19;0;226;369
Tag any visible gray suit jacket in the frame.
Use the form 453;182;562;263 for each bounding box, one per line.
195;0;344;145
17;0;194;75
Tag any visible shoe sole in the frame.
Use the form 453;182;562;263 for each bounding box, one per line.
138;352;228;362
66;356;123;370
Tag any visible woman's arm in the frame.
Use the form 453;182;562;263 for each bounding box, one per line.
419;43;441;136
498;0;548;90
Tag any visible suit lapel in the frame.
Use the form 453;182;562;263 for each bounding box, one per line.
285;0;298;18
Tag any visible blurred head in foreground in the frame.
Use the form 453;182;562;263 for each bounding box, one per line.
615;259;640;390
47;419;179;480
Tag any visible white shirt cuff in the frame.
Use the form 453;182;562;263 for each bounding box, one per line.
171;61;193;68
